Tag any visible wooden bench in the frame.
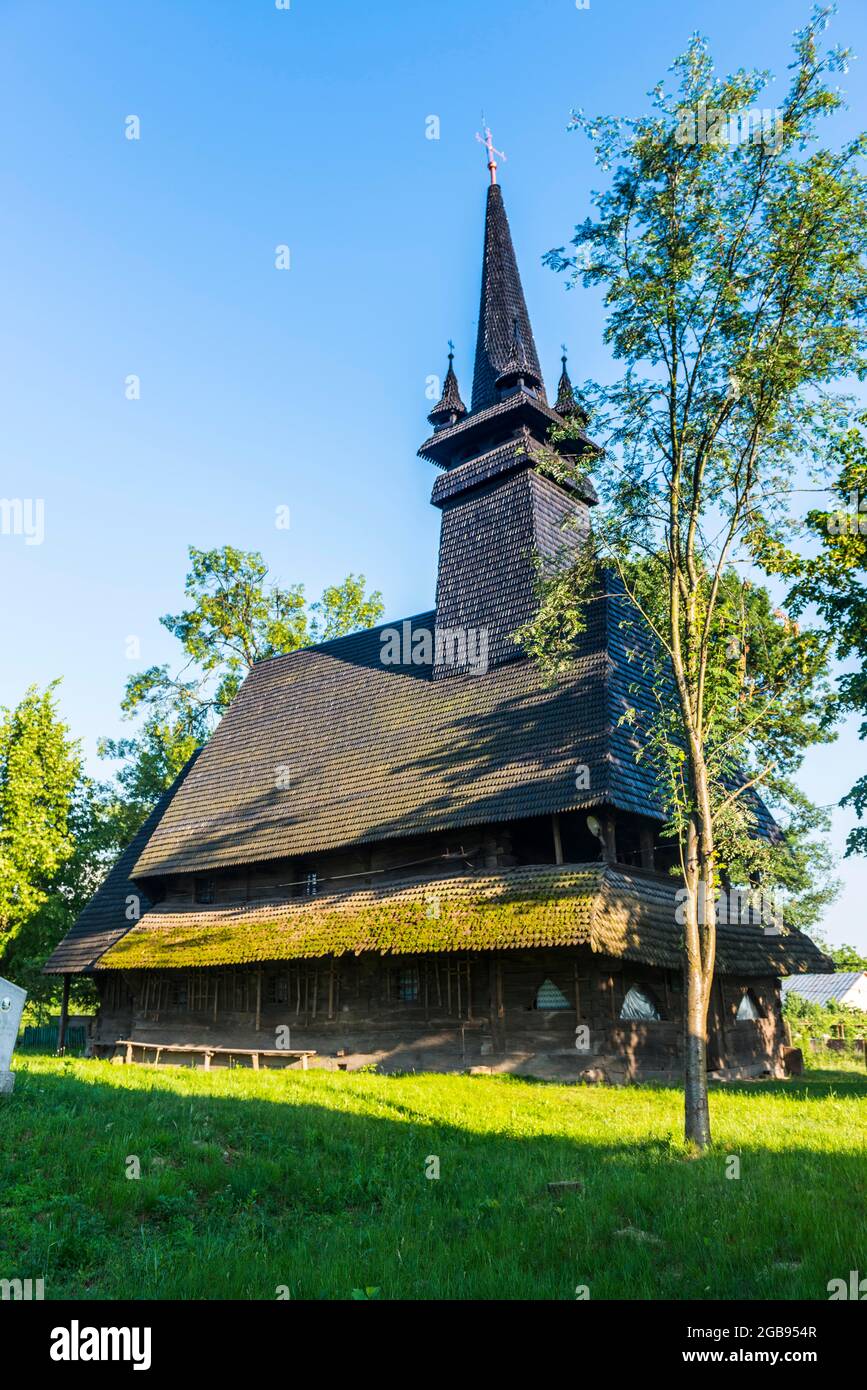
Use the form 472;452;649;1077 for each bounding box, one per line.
115;1040;316;1071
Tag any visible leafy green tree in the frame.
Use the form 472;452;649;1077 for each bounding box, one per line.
785;414;867;855
4;774;113;1009
0;684;84;996
827;942;867;971
531;8;865;1146
622;558;839;931
100;546;384;834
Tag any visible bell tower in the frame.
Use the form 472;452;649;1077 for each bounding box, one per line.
418;173;598;677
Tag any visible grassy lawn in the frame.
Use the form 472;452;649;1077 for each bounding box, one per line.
2;1055;865;1301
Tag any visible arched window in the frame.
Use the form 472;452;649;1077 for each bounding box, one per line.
534;978;571;1010
620;985;662;1022
735;990;761;1021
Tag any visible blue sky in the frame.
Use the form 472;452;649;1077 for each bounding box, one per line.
1;0;865;949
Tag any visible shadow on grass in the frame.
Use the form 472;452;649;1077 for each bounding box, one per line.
3;1062;865;1301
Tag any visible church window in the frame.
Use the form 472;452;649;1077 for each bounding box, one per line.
194;877;215;905
396;968;420;1003
171;976;189;1009
620;985;662;1022
268;975;289;1006
735;990;761;1021
534;978;571;1010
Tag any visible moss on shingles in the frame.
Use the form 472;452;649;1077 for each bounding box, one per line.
93;862;826;977
97;879;601;971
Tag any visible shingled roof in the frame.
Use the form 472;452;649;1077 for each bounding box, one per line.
471;182;546;413
427;347;467;429
43;754;200;974
93;863;830;976
125;573;692;880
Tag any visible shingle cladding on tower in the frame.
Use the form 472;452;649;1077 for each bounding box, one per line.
433;468;592;674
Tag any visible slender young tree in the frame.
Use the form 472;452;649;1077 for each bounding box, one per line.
531;8;866;1146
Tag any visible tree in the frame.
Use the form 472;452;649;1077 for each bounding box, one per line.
827;942;867;971
100;546;384;835
3;775;114;1010
785;413;867;855
0;684;82;994
533;7;866;1146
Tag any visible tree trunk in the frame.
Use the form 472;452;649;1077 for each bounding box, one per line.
681;816;715;1149
683;958;711;1148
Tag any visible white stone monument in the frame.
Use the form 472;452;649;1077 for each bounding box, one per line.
0;977;27;1095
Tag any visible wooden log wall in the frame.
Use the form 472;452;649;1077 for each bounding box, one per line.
91;950;787;1079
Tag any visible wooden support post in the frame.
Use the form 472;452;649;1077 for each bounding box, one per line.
552;814;564;866
255;968;262;1033
573;962;581;1021
301;1053;309;1072
482;831;499;869
604;816;617;864
714;978;728;1066
57;974;71;1056
125;1041;133;1066
639;826;655;871
252;1052;260;1071
213;973;219;1022
490;955;505;1053
328;959;335;1020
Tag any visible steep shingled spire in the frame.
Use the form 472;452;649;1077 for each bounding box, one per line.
495;316;543;394
471;182;545;413
554;346;590;426
427;343;467;429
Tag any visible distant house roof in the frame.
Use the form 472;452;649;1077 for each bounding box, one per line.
93;863;829;976
781;972;867;1007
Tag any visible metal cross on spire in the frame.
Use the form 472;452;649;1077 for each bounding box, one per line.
475;123;506;185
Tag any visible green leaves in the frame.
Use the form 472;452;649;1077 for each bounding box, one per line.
0;683;81;977
787;412;867;856
102;546;384;834
535;7;867;911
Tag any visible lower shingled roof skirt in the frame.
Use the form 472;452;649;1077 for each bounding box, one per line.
91;863;830;977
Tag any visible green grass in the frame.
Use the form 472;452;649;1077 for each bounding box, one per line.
2;1056;865;1301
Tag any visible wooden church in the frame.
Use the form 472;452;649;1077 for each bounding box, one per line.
46;165;827;1081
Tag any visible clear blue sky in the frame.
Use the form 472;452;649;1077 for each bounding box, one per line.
1;0;865;949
